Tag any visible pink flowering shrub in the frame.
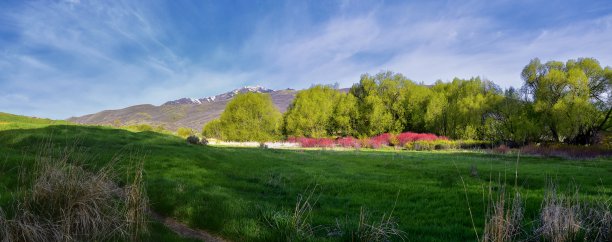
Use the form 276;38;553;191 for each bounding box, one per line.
369;133;392;148
317;138;335;148
289;136;335;148
396;132;445;145
288;131;451;149
337;137;360;148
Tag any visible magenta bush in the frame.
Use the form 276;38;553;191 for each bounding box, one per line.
369;133;391;148
289;137;336;148
337;136;360;148
396;132;446;145
288;131;450;149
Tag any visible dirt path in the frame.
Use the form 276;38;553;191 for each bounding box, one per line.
149;211;228;242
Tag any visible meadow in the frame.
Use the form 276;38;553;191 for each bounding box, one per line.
1;113;611;241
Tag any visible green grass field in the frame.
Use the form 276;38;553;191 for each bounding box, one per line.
1;112;611;241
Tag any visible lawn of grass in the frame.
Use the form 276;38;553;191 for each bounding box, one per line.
1;113;611;241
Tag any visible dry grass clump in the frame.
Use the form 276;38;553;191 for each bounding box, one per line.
263;187;317;241
0;149;148;242
352;207;405;242
535;185;611;242
536;186;581;242
478;182;611;242
482;190;524;242
329;192;406;242
580;200;612;241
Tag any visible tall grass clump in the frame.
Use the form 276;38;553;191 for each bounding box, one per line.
0;147;148;242
536;184;582;242
263;187;318;241
482;190;524;242
330;207;406;242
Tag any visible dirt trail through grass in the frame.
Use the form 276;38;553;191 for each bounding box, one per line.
150;211;228;242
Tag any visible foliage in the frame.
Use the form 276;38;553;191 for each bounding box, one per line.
177;127;194;137
284;85;340;138
521;58;612;144
186;135;200;145
202;93;282;142
329;93;359;137
336;136;361;148
276;57;610;145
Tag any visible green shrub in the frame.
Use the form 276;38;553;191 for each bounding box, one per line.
124;124;153;132
177;127;193;137
186;135;200;145
413;141;434;151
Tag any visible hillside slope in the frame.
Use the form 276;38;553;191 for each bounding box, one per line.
68;87;298;131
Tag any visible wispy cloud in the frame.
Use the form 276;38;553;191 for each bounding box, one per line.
0;0;610;119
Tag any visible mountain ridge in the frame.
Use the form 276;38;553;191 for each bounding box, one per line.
68;86;298;131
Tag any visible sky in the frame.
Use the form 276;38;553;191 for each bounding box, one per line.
0;0;611;119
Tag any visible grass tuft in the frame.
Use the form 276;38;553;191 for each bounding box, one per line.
0;146;148;242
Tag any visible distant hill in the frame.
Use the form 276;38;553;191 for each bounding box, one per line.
67;86;299;131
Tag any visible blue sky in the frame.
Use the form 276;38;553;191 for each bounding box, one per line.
1;0;611;119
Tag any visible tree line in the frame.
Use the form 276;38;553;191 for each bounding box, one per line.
203;57;611;145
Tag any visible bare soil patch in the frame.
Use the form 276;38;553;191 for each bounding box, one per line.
149;211;228;242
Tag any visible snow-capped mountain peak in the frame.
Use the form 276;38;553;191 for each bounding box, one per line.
163;86;274;105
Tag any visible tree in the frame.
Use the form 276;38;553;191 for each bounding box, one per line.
484;87;539;145
350;72;407;136
202;119;223;139
283;85;339;138
202;93;281;142
521;57;611;144
329;93;359;137
401;82;433;133
424;78;502;140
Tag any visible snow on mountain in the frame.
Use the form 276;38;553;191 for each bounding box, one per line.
163;86;274;105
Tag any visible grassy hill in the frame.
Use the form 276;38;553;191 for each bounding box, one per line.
1;113;611;241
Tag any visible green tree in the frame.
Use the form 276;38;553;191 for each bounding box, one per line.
484;88;539;145
350;72;407;136
283;85;339;138
425;78;502;139
329;93;359;136
202;93;281;142
521;57;611;144
401;82;433;133
202;119;223;139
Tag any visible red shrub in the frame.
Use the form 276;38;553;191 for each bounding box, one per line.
370;133;391;148
290;137;336;148
317;138;335;148
337;136;360;148
396;132;444;145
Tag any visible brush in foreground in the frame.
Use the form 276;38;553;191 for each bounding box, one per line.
0;149;148;242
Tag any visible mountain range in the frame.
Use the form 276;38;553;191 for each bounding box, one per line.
67;86;298;131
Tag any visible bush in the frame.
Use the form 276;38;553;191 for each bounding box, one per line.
123;124;153;132
289;137;336;148
200;138;209;145
493;144;511;154
186;135;200;145
521;144;612;159
396;132;443;146
0;150;148;241
337;136;360;148
177;127;193;137
417;141;436;151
